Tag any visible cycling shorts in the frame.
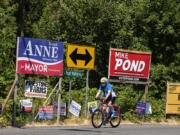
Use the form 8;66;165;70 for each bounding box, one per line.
105;96;116;104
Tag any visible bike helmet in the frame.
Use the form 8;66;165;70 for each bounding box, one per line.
100;77;108;83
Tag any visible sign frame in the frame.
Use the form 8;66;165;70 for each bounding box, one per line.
66;44;95;70
108;48;151;84
166;82;180;114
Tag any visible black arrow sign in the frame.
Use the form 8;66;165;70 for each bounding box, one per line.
70;48;92;66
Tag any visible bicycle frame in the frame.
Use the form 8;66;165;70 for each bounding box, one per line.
96;101;112;121
98;102;120;120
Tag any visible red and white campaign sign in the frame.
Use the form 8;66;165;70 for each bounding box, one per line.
17;37;63;76
108;49;151;82
53;102;66;116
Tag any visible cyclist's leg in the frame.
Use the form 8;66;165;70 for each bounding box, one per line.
105;97;112;115
111;97;116;104
108;97;116;118
107;96;115;109
102;104;107;125
107;100;113;112
103;103;107;110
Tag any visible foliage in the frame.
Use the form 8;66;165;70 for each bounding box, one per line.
0;0;17;98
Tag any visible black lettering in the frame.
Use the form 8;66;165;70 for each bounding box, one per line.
42;88;46;93
27;81;47;94
37;87;40;93
30;86;33;92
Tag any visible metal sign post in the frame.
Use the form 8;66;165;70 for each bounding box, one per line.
63;69;82;117
57;77;62;125
85;70;89;117
68;77;72;116
32;98;36;123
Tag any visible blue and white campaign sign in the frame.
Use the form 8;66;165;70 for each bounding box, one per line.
145;103;152;114
69;100;81;117
17;37;63;76
39;105;53;119
136;102;146;114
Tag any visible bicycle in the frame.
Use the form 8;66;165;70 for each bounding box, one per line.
90;98;121;128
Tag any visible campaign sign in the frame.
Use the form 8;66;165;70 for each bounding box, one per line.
88;101;98;114
17;37;63;76
69;100;81;117
145;103;152;114
39;105;53;119
25;80;48;98
136;102;146;114
53;102;66;116
108;49;151;82
166;83;180;114
20;99;32;113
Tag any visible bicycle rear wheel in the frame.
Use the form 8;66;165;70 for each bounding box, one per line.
110;110;121;128
91;109;104;128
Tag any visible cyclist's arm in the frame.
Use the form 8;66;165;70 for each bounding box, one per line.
105;90;111;99
95;90;101;98
105;84;113;99
96;85;103;98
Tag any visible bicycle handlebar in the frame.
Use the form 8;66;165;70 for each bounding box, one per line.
94;97;103;101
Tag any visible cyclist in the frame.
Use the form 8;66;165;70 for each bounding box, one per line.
94;77;116;125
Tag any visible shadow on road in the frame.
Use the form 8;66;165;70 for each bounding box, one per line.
60;128;102;133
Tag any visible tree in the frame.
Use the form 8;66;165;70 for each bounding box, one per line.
0;0;17;97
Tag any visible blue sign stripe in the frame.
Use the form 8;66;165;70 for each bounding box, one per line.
18;37;63;63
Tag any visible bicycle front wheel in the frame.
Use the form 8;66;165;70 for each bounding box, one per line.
91;109;104;128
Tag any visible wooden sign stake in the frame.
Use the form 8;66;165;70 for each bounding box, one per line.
12;73;18;126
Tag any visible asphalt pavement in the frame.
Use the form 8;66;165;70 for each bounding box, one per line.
1;124;180;135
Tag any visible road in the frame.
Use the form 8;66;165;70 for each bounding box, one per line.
1;125;180;135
